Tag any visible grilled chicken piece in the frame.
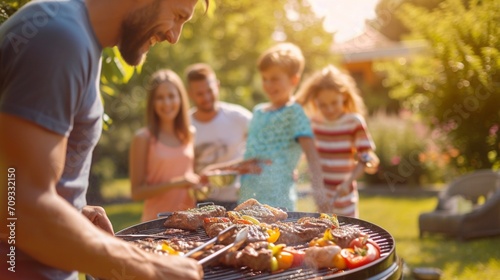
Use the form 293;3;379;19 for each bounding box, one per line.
234;199;288;223
163;205;226;231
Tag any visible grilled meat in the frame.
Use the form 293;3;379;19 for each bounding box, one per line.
204;221;231;238
202;217;231;234
330;226;364;248
272;216;338;245
166;237;204;252
130;239;203;256
163;205;226;231
297;216;338;229
204;214;340;246
221;241;272;271
234;199;288;223
205;222;269;245
274;221;327;245
241;225;269;244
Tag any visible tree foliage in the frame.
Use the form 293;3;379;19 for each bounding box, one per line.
377;0;500;172
0;0;29;23
370;0;444;41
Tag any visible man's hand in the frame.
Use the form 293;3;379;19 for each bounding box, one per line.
148;254;204;280
82;205;114;235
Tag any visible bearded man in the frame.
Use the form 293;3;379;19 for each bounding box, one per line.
0;0;208;279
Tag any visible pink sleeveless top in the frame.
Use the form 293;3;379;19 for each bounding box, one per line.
141;132;196;221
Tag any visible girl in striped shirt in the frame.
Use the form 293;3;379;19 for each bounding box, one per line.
296;65;379;218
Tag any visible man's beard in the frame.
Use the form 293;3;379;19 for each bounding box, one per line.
118;1;161;66
197;101;217;114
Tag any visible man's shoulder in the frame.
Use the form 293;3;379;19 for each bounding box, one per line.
219;101;250;113
1;0;93;54
219;102;252;118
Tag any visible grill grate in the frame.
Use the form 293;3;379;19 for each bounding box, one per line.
117;212;402;280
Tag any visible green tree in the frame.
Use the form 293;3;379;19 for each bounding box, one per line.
377;0;500;172
1;1;28;23
370;0;444;41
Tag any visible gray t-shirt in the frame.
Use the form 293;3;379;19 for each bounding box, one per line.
0;0;103;279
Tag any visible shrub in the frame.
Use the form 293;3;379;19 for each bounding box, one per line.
377;0;500;172
364;111;450;188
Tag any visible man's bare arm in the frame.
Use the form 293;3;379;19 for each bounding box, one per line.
0;113;202;279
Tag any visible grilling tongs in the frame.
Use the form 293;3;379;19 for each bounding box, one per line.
196;227;248;267
183;224;238;259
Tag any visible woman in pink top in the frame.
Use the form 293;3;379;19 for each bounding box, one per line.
129;69;199;221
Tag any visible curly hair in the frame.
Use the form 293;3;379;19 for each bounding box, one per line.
295;64;367;117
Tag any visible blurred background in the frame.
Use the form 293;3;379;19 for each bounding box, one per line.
2;0;499;212
2;0;499;203
2;1;500;279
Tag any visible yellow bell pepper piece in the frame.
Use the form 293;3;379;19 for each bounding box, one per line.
267;227;281;243
241;215;260;225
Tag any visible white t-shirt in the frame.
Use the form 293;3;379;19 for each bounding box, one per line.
190;101;252;201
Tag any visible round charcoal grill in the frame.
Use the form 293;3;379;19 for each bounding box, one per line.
116;212;403;280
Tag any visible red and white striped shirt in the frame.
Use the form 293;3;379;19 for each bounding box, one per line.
311;113;375;217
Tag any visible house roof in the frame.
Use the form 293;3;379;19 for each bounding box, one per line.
331;26;427;63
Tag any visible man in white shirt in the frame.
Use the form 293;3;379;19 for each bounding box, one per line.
185;63;252;210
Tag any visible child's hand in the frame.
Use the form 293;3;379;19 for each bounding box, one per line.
313;190;331;212
337;181;350;197
232;158;272;174
360;151;379;174
185;172;201;187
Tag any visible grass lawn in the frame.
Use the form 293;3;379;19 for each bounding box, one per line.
101;181;500;280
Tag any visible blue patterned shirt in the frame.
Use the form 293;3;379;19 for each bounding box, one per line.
239;102;313;210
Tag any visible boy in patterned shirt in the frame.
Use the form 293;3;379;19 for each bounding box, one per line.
239;43;325;211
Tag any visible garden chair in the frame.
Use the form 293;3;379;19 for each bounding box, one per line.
418;169;500;240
